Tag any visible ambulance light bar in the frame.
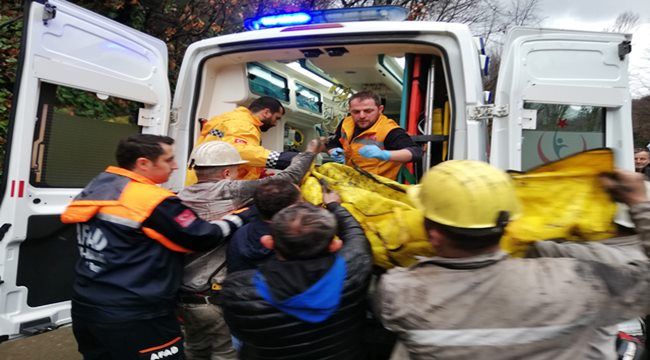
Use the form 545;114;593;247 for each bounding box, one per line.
244;6;408;30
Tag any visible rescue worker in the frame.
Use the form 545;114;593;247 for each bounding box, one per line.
219;194;373;359
188;96;298;182
326;91;422;180
176;138;322;359
62;134;251;360
376;160;650;359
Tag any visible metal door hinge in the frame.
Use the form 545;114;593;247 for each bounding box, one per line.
618;40;632;60
138;108;158;127
43;1;57;25
467;105;508;121
170;108;179;125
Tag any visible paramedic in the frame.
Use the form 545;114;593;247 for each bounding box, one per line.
188;96;299;182
219;193;373;359
326;91;422;180
376;161;650;359
62;134;250;360
177;139;321;359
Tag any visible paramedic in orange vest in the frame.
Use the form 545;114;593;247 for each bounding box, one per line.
326;91;422;180
188;96;300;183
61;134;252;360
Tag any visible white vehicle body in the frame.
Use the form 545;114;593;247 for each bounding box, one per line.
0;0;633;339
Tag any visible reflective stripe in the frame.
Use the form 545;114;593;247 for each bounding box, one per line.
211;220;232;237
97;213;141;229
406;323;583;347
222;214;243;228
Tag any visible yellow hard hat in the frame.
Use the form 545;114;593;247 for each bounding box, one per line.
408;160;521;229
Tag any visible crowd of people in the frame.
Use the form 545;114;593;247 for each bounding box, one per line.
62;92;650;359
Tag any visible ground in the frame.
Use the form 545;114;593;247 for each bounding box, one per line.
0;325;80;360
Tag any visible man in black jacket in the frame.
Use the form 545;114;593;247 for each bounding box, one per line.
226;178;302;273
219;191;373;359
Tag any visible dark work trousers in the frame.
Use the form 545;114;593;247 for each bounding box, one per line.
72;312;185;360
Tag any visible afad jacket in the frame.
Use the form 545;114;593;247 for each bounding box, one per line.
377;202;650;360
61;166;243;322
187;106;276;182
219;203;373;360
339;114;402;180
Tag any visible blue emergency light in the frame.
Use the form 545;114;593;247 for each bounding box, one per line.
244;6;408;31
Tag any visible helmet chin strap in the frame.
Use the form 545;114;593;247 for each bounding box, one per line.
495;211;510;229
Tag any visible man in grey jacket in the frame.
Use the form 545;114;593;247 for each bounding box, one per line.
177;139;323;359
376;160;650;360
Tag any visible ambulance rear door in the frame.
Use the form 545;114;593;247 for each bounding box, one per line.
491;27;633;171
0;0;170;339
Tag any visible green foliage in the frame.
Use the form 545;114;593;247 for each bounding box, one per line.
54;87;140;124
633;95;650;147
0;1;24;168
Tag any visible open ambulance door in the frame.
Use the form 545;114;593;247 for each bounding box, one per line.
491;27;633;172
0;0;170;340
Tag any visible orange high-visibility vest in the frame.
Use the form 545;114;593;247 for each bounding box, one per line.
61;166;189;252
339;115;402;180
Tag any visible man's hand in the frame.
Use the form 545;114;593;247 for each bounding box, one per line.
306;138;326;154
329;148;345;164
226;206;259;224
600;170;648;206
359;145;390;161
323;189;342;205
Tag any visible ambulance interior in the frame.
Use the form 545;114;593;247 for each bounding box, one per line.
194;43;451;180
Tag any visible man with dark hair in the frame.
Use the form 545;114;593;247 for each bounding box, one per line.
61;134;251;360
326;90;422;180
220;192;374;359
177;140;321;359
227;179;302;273
187;96;299;182
376;160;650;359
248;96;285;117
114;134;174;170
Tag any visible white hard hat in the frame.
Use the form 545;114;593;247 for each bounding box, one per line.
614;180;650;228
190;141;249;167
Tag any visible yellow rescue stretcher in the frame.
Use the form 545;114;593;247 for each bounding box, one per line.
301;149;617;269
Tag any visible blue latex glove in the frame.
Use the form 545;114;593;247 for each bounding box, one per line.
359;145;390;161
329;147;345;164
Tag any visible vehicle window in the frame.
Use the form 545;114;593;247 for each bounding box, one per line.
31;82;141;188
521;102;605;170
247;63;290;102
295;82;322;114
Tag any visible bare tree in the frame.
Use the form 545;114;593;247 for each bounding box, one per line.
604;11;640;33
603;12;648;98
328;0;541;45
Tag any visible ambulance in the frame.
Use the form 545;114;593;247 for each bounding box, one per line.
0;0;633;339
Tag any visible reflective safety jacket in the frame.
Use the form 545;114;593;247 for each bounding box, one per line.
376;202;650;360
188;107;277;182
339;115;402;180
529;236;646;360
61;166;242;322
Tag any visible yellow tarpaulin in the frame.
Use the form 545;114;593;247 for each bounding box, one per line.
301;149;617;268
502;148;617;257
